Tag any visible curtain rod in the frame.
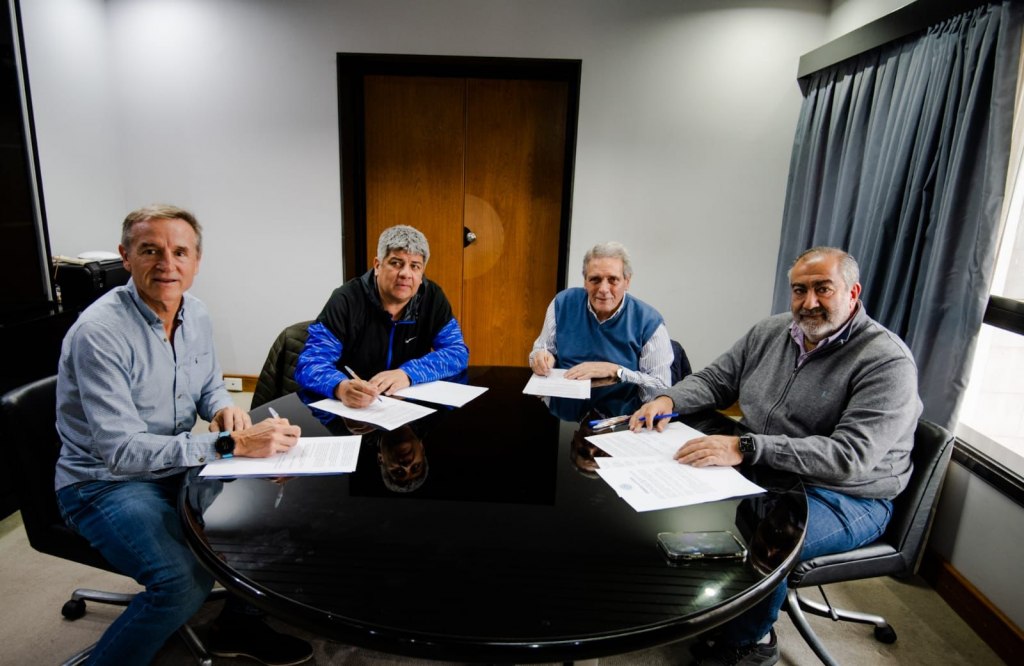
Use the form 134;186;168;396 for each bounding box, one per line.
797;0;991;80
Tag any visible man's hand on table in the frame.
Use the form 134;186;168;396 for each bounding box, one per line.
565;361;619;381
369;369;411;395
673;435;742;467
629;396;674;432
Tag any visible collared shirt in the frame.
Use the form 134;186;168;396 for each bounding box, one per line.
529;292;673;401
55;280;234;490
788;302;860;368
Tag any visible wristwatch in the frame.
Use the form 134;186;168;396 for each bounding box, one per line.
738;434;756;461
616;366;625;381
215;431;236;459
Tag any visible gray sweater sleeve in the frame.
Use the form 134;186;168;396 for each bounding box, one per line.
662;334;746;413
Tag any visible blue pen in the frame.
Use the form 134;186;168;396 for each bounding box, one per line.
639;412;679;422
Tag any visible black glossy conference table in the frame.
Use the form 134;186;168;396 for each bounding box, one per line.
180;366;805;663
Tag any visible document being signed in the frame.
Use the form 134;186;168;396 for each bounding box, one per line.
585;422;765;511
522;368;591;399
310;395;436;430
200;435;361;477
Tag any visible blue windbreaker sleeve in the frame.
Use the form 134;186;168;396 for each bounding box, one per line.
294;322;348;399
400;317;470;384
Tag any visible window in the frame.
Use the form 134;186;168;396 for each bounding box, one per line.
956;82;1024;482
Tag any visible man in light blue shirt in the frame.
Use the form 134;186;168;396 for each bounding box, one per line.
55;204;311;666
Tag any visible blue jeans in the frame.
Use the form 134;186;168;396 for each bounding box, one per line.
718;486;893;645
56;475;214;666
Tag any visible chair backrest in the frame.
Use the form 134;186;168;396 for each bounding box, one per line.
0;375;115;571
251;320;313;409
883;419;955;574
670;339;692;385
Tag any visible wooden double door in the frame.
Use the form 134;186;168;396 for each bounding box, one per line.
340;57;579;366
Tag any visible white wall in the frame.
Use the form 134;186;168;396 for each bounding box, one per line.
826;0;912;40
21;0;828;374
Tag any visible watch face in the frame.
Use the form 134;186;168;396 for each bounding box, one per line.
216;432;235;455
739;436;755;454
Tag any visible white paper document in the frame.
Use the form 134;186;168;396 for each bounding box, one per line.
585;422;765;512
309;395;436;430
522;368;591;399
392;381;488;407
595;458;765;512
584;421;708;458
199;436;362;477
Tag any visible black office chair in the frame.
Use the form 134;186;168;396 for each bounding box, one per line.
670;339;692;384
784;419;955;665
0;376;223;666
251;320;313;409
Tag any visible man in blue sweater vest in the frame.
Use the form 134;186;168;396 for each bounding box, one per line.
529;242;673;401
630;247;921;666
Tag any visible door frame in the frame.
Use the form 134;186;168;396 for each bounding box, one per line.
336;53;581;289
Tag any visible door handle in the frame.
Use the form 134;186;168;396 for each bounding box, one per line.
463;227;478;247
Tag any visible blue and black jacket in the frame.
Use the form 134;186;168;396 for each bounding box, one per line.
295;269;469;402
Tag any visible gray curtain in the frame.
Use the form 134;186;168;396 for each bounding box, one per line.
772;1;1023;429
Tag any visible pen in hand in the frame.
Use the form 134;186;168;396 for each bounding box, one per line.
638;412;679;422
588;412;680;431
344;365;383;403
267;407;288;508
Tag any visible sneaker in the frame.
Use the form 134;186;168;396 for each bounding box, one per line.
692;628;779;666
208;618;313;666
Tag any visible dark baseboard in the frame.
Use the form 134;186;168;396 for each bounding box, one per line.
919;548;1023;664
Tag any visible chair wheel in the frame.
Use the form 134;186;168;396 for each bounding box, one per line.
62;598;86;620
874;624;897;644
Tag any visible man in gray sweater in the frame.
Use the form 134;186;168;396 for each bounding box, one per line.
630;246;921;666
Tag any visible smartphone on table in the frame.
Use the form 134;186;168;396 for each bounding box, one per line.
657;530;747;562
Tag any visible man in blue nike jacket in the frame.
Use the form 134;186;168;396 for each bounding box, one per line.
296;225;469;409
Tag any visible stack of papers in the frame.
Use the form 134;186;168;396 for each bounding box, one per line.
200;435;361;477
585;422;765;512
523;368;591;399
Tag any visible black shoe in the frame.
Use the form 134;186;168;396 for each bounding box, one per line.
209;618;313;666
692;628;779;666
